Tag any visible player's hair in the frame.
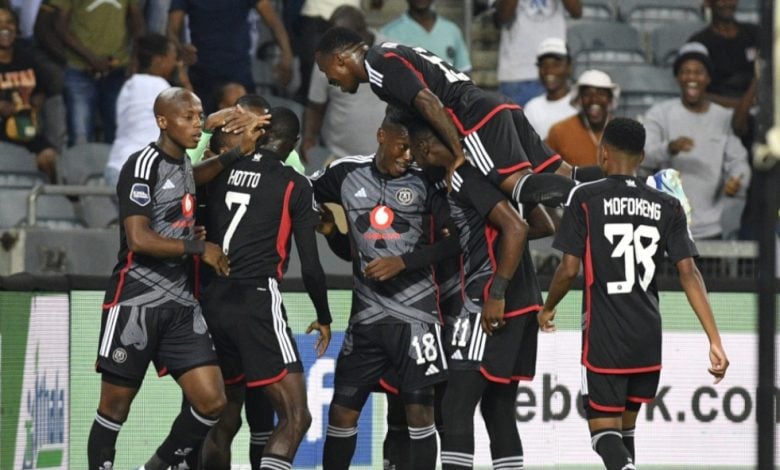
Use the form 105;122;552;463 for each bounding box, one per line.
602;117;645;156
405;118;436;141
315;26;364;55
135;33;172;72
236;93;270;113
266;107;300;146
382;105;414;129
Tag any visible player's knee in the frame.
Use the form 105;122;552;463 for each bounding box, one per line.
290;406;312;436
195;390;227;418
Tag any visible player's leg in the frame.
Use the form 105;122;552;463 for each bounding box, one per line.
322;390;371;470
621;408;639;463
382;380;409;470
480;381;524;469
245;387;275;468
621;371;660;465
88;376;140;470
200;384;245;469
583;370;635;470
257;372;312;470
402;387;438;470
440;369;488;469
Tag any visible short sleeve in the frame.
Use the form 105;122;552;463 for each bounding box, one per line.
665;201;698;263
310;160;348;204
116;155;158;221
290;176;321;229
455;167;505;219
367;46;426;107
553;191;587;257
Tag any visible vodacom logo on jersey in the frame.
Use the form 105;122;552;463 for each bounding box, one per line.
366;205;400;240
181;193;195;218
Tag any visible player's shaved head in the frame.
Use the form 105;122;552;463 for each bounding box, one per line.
316;26;364;55
153;87;199;117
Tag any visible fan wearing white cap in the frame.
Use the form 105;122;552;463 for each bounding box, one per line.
523;37;577;140
546;69;619;167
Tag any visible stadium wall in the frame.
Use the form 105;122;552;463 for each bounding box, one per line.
0;287;777;469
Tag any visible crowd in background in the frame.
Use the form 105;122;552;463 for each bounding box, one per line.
0;0;761;241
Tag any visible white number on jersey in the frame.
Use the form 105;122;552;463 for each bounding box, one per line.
603;223;660;294
412;47;469;83
222;191;251;255
411;332;439;365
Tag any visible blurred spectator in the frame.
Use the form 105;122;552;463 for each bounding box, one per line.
690;0;758;109
523;37;576;139
294;0;383;103
546;69;617;167
9;0;40;38
31;0;68;150
52;0;143;146
167;0;293;113
642;43;750;240
214;82;247;111
104;33;185;187
138;0;170;34
0;6;57;180
492;0;581;106
301;5;385;171
380;0;471;72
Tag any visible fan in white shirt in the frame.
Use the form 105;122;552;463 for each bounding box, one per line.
523;37;577;139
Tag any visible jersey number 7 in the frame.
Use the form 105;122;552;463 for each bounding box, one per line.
603;223;660;294
223;191;251;255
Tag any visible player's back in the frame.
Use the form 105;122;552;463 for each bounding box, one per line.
558;175;697;372
205;150;311;280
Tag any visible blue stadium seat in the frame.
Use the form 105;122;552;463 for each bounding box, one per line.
567;22;646;68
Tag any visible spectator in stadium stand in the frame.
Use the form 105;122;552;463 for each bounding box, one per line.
105;33;189;188
313;107;459;470
523;37;577;140
0;6;58;180
294;0;383;103
407;117;538;470
87;87;265;470
492;0;582;106
166;0;294;113
539;117;729;470
380;0;472;73
546;69;618;167
51;0;142;146
32;0;69;151
302;5;386;171
642;43;750;241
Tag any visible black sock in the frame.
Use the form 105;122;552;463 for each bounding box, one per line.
440;370;485;469
250;430;271;468
246;386;275;468
147;406;219;469
512;173;575;207
383;425;409;469
591;428;635;470
322;425;358;470
481;382;523;467
260;453;292;470
408;424;437;469
622;427;636;462
87;411;123;470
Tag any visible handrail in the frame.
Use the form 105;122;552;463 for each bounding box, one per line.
27;184;115;226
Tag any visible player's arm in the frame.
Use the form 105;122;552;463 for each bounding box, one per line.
676;257;729;383
525;205;556;239
255;0;294;86
192;113;268;186
317;204;352;261
413;89;467;163
539;253;580;332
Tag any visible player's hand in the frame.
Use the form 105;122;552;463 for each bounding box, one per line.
364;256;405;281
481;297;505;335
537;308;557;332
708;342;729;384
238;110;269;155
202;241;230;276
668;137;694;155
316;205;336;237
193;225;206;241
723;175;743;197
306;321;331;357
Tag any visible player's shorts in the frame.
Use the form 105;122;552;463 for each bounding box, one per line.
582;368;661;419
201;277;303;387
96;303;217;383
508;107;562;173
443;309;538;383
335;322;447;394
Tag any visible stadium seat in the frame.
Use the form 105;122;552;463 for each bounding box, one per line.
619;0;703;34
596;64;678;120
736;0;759;24
79;177;119;229
578;0;617;22
0;188;85;229
651;21;708;69
567;22;646;68
56;142;111;185
0;142;48;188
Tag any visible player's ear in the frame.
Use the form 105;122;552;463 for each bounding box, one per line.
156;115;167;130
377;127;385;145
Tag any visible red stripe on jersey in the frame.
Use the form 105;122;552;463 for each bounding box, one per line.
379;378;399;395
276;181;295;279
383;52;428;87
533;154;562;173
588;399;625;413
246;368;289;388
480;365;511;384
504;304;542;319
586;363;662;375
627;395;654;404
496;161;532;175
481;225;500;303
224;373;246;386
445;103;522;136
102;252;134;309
511;375;534;382
429;216;444;324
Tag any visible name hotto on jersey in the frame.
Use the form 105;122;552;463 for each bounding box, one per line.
227;169;261;188
603;197;661;221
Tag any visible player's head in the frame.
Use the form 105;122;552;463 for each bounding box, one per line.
214;82;248;110
0;7;18;49
136;33;177;79
597;117;646;174
407;119;455;169
153;87;203;152
259;107;300;158
315;26;367;94
673;42;712;109
376;106;413;177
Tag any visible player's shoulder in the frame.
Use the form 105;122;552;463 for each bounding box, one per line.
311;154;374;181
564;177;611;206
120;144;162;181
